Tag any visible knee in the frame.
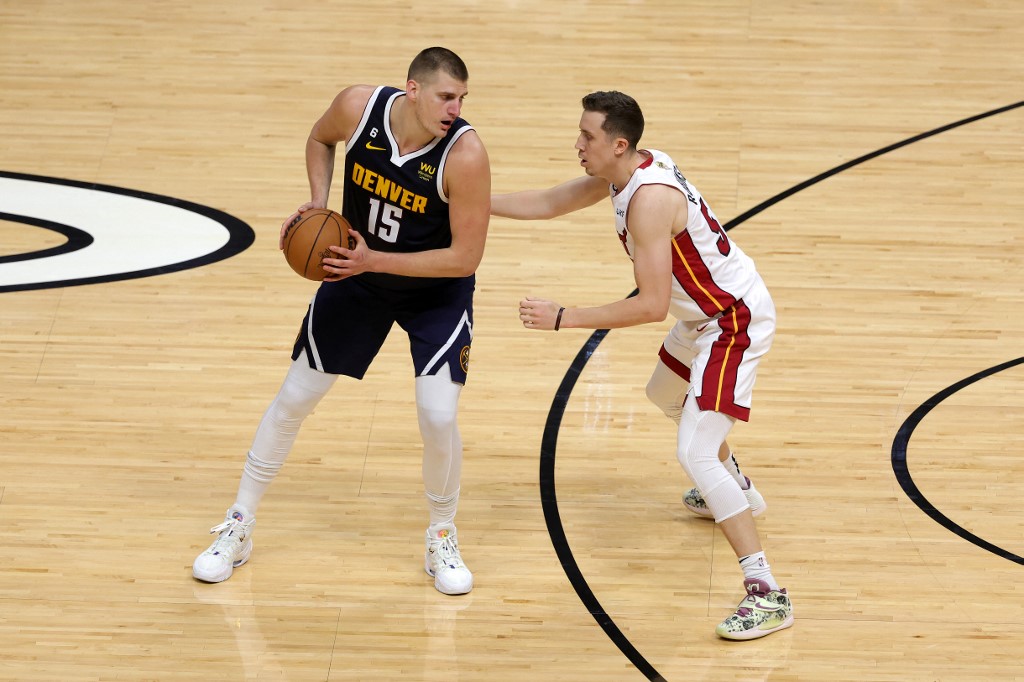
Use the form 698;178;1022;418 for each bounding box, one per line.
270;357;336;423
645;376;680;419
676;438;699;480
417;404;458;440
676;430;721;483
644;377;662;406
270;381;325;427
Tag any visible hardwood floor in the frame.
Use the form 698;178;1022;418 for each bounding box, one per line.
1;1;1021;679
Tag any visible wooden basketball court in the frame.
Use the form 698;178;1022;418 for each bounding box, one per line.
1;1;1021;680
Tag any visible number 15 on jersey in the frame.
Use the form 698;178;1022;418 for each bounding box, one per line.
367;198;401;243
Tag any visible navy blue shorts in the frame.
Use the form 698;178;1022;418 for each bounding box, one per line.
291;275;475;384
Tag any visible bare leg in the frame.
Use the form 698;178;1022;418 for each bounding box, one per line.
718;509;762;557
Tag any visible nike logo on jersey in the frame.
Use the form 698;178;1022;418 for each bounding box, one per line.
365;141;387;151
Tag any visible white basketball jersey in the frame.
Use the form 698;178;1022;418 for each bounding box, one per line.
610;149;759;322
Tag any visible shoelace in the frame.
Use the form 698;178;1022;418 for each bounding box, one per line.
432;535;466;568
206;518;247;553
734;591;779;618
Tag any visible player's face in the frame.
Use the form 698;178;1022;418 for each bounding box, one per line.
410;72;467;138
575;111;616;179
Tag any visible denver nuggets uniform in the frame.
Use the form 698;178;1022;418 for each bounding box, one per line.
292;86;476;383
611;149;776;421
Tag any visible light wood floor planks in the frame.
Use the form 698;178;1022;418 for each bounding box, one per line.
1;1;1022;680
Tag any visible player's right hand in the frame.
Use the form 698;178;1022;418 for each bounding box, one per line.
279;202;322;250
519;296;562;331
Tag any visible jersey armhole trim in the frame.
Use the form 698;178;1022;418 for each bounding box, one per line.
344;85;385;154
435;125;475;204
620;181;686;236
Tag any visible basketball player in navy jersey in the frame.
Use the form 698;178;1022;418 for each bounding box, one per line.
490;91;792;639
194;47;490;596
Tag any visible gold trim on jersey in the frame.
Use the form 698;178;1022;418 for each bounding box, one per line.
671;237;726;312
714;307;739;411
351;162;428;214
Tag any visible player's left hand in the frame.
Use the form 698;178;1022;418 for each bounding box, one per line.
322;229;372;281
519;297;562;331
279;202;323;250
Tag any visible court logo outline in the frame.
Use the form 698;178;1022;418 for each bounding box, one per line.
0;171;254;293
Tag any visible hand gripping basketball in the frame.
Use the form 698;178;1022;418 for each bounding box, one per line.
282;209;355;281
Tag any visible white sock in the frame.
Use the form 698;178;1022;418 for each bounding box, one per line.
416;366;463;535
234;351;336;516
426;489;459;534
739;551;778;590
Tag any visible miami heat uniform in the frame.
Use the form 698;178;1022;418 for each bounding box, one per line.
291;85;477;384
611;149;776;421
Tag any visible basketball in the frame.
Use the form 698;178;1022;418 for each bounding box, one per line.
282;209;354;281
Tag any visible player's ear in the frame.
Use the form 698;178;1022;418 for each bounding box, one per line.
613;136;630;157
406;78;420;100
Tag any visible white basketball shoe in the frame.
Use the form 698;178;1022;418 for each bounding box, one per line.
424;525;473;595
193;506;255;583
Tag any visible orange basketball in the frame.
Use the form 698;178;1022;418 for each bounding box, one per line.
282;209;354;281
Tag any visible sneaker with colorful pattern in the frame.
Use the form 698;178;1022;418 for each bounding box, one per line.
683;477;766;518
715;578;793;640
192;506;254;583
424;526;473;595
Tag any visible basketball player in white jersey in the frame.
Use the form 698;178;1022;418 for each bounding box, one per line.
192;47;490;596
490;91;792;640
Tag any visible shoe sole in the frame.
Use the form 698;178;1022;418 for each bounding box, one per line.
716;613;794;641
424;558;473;595
192;540;252;583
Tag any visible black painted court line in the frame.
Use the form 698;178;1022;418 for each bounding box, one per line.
539;329;671;682
892;357;1024;565
724;100;1023;230
0;213;94;264
538;100;1023;680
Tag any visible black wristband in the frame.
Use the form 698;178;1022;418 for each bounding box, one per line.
554;307;565;331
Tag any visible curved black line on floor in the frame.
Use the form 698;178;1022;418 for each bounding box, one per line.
0;170;255;293
538;99;1023;680
0;212;95;264
891;357;1024;565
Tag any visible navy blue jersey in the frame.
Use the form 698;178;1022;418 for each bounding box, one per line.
341;85;475;290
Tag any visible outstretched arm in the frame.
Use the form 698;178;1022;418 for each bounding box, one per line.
519;184;678;330
491;175;607;220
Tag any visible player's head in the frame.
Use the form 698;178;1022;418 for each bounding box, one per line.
406;47;470;138
408;47;469;86
581;91;644;151
576;91;645;179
